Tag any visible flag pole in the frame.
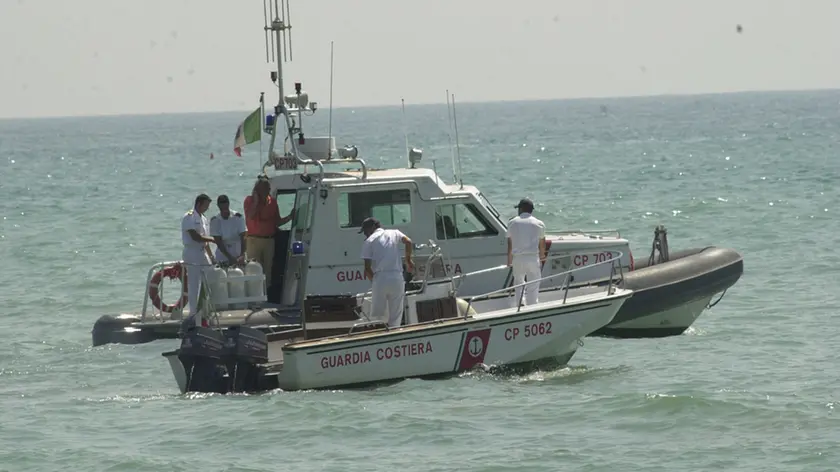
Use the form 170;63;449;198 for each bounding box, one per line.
259;92;265;169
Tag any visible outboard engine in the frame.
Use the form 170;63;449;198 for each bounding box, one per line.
222;326;268;393
178;326;228;394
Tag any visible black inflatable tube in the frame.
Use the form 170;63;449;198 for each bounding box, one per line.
591;246;744;338
91;310;302;347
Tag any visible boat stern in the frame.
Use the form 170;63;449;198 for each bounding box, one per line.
161;325;272;395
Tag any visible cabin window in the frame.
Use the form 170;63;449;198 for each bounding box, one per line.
339;189;412;228
292;189;314;231
435;203;498;239
478;192;506;229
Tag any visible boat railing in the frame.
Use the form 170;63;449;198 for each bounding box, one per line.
350;240;445;328
545;228;621;239
140;261;187;322
320;157;369;181
352;243;624;327
409;240;446;290
139;260;266;324
455;250;626;316
263;154;369;182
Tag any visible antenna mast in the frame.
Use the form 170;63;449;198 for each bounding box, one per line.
327;41;334;159
401;98;410;168
263;0;307;168
451;93;464;189
445;89;457;184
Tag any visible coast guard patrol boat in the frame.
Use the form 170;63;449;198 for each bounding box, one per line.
153;0;636;393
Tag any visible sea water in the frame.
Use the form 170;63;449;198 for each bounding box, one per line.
1;90;838;471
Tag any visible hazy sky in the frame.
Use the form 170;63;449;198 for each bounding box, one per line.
2;0;839;118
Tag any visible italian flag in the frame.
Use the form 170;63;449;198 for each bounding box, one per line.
233;107;262;157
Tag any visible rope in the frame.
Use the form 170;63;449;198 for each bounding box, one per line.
707;289;727;309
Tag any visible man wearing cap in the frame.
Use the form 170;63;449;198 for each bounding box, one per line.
359;217;414;327
506;198;547;307
181;193;217;316
210;194;247;265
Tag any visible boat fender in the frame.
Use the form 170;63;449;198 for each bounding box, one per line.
455;298;477;317
148;264;188;313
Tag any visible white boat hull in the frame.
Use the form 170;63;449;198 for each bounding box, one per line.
603;295;713;332
274;289;630;391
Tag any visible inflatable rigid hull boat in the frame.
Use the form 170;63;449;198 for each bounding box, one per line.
583;225;743;338
590;245;743;338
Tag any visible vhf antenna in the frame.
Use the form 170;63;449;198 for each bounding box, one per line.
263;0;293;64
262;0;301;167
263;0;272;62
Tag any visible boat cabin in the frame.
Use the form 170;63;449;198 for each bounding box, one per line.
257;138;633;309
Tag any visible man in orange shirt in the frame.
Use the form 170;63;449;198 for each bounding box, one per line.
243;178;295;288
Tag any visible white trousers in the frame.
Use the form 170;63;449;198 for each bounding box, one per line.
370;274;406;327
511;255;542;307
183;248;212;317
214;240;243;263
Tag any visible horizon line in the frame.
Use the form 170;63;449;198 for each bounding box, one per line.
1;86;838;121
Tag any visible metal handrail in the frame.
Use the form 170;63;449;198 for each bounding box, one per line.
140;260;187;322
457;250;625;315
349;244;625;327
262;155;325;181
446;251;621;287
405;244;625;300
140;260;260;324
321;157;369;181
330;179;418;190
352;240;444;330
545;228;621;238
262;155;369;182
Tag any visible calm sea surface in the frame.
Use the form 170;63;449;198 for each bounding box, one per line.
1;90;839;471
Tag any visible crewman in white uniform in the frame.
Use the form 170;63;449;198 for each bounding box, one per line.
181;193;217;317
360;217;414;327
209;194;247;265
506;198;547;307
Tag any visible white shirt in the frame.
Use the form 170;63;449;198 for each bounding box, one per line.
210;212;247;259
181;209;210;250
181;208;212;265
361;228;407;278
506;212;546;256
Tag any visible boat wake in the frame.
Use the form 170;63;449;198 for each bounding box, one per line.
458;362;632;385
77;393;177;404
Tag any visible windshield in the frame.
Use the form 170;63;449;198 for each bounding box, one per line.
478;192;506;229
